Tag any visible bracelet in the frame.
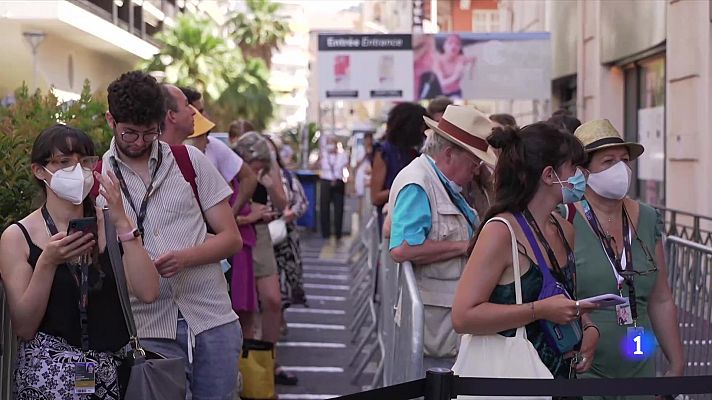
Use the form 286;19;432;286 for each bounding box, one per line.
583;324;600;337
530;302;536;321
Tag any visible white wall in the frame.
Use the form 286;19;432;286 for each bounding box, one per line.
0;21;136;101
666;0;712;216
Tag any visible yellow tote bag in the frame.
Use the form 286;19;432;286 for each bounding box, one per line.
239;339;276;399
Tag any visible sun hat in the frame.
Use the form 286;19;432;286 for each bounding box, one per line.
423;105;497;166
188;105;216;138
574;119;644;161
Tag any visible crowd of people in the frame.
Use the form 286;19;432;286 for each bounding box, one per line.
0;65;687;400
0;70;309;399
377;98;684;399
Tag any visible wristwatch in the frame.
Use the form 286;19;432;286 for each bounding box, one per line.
117;228;140;242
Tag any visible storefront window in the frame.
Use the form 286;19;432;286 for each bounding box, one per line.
624;56;665;206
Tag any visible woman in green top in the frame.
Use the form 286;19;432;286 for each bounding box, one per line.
452;122;599;389
569;119;684;397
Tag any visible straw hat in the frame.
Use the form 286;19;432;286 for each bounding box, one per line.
574;119;644;161
188;105;216;138
423;105;497;166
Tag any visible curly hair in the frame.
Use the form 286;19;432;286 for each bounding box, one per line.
107;71;166;125
385;102;427;149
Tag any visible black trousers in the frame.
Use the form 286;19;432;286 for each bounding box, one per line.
320;179;345;239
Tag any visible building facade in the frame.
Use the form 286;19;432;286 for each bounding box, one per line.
504;0;711;217
0;0;188;102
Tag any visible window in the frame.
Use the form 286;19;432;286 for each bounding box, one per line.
624;56;666;206
472;10;500;33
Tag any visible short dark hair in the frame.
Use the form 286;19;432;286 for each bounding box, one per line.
161;84;178;112
179;86;202;105
547;109;581;134
107;71;166;125
489;113;517;128
427;96;452;116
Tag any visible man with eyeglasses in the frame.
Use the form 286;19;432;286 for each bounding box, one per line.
99;70;244;400
161;83;197;145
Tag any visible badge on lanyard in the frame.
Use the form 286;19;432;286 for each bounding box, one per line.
74;361;96;394
615;297;634;326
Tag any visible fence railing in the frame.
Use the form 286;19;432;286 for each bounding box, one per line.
660;206;712;247
664;235;712;377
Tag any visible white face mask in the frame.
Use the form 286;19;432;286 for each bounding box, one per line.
44;165;94;205
587;160;632;200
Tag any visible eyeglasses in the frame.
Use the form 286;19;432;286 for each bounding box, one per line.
607;232;659;278
47;155;100;171
120;129;161;143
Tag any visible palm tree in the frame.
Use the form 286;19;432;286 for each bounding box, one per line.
224;0;291;68
211;57;274;131
140;13;233;100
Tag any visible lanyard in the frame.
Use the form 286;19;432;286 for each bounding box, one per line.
581;199;638;323
42;205;91;351
521;209;576;295
110;144;163;237
522;209;563;273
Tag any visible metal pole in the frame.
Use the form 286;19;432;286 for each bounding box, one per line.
331;102;337;135
424;368;454;400
301;123;309;170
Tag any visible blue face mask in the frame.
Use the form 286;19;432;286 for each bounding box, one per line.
554;168;586;204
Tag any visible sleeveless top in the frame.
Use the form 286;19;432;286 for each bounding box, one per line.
374;140;419;191
14;222;129;352
489;221;578;380
572;202;662;383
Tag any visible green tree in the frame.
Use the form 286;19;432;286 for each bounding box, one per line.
225;0;291;68
0;81;110;229
140;12;275;130
211;57;274;131
140;13;232;100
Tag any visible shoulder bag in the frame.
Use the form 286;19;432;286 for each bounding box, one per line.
104;209;187;399
452;217;553;400
514;212;582;354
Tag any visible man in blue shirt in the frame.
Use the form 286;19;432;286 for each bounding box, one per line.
388;105;497;370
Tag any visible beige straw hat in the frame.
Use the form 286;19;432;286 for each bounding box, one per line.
574;119;644;161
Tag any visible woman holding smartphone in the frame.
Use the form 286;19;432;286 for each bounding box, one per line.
0;124;160;399
452;123;599;387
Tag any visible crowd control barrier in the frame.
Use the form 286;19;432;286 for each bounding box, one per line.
332;369;712;400
0;286;16;400
348;213;383;387
664;236;712;376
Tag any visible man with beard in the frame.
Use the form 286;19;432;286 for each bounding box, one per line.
99;70;243;400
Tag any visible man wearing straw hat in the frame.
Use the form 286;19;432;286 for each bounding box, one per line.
389;105;496;369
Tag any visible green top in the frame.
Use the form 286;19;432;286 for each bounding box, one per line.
490;258;572;379
569;202;663;399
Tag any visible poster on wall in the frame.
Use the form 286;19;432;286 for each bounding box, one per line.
413;32;551;100
318;34;414;101
637;106;665;182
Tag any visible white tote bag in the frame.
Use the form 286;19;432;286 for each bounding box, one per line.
268;218;288;245
452;217;553;400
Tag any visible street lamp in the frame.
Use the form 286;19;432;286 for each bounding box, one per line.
22;31;46;92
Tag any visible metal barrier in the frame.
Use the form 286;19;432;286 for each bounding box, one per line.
1;285;16;400
378;238;400;386
665;236;712;377
348;213;383;387
388;261;424;385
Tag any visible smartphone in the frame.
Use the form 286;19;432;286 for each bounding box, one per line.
579;293;627;308
67;217;98;237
